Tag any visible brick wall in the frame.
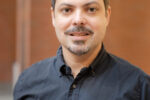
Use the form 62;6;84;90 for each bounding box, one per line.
104;0;150;74
0;0;16;82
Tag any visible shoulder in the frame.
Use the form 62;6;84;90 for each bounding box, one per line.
23;56;56;77
14;56;57;92
109;54;143;73
108;53;150;84
108;54;150;81
108;54;150;99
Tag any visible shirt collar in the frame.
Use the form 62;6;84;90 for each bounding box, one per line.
55;46;66;77
89;44;108;76
55;44;109;77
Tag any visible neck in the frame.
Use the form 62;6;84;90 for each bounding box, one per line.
62;44;102;77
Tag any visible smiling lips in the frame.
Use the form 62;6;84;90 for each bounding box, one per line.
67;32;93;41
69;32;92;36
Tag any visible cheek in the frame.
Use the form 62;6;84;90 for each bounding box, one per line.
89;18;107;41
54;17;69;41
55;16;71;31
89;17;107;32
55;20;65;30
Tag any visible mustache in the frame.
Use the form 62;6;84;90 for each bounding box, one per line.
64;26;94;35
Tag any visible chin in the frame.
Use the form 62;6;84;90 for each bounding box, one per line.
67;46;90;56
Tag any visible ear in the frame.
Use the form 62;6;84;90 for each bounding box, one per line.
106;6;111;26
51;7;55;27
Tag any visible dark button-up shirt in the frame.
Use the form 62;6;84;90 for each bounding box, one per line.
14;46;150;100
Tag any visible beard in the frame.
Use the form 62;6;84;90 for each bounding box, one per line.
64;26;94;56
66;40;90;56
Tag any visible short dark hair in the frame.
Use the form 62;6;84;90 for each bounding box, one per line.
51;0;110;10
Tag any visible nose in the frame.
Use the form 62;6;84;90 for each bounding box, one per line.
72;10;87;26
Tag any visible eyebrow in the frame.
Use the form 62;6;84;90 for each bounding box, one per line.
59;3;75;7
84;1;100;7
59;1;100;7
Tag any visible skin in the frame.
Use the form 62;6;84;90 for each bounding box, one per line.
51;0;111;77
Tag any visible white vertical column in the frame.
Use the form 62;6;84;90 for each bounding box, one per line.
13;0;31;87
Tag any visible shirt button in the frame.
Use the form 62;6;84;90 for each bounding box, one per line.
72;84;76;89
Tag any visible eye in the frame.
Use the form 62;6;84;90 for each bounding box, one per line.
61;8;72;14
87;7;97;13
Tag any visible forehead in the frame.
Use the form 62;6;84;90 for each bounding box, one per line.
55;0;104;7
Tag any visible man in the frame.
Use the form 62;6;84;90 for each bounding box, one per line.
14;0;150;100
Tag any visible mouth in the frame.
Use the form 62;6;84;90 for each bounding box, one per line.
67;32;93;41
69;32;92;36
64;26;94;41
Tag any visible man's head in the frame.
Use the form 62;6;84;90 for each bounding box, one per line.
51;0;110;10
51;0;111;56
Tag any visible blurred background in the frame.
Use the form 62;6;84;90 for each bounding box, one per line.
0;0;150;99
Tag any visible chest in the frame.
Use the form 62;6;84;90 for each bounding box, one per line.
32;75;139;100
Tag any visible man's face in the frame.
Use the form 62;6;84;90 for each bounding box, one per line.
51;0;111;55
